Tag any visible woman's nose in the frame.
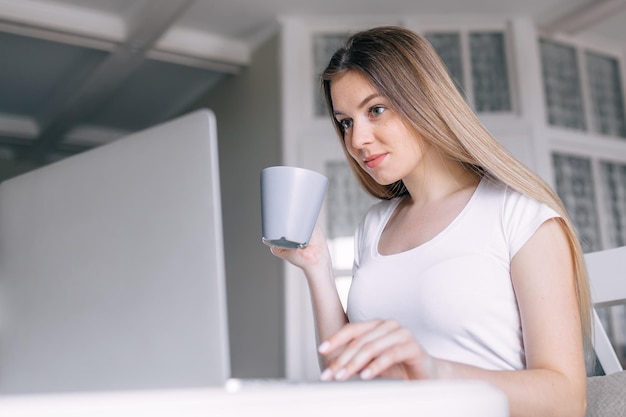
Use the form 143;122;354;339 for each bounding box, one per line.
349;121;373;149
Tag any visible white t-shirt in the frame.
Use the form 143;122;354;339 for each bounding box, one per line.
346;175;559;371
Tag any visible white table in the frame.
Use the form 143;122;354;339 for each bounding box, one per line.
0;379;509;417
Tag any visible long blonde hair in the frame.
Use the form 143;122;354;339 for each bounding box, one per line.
321;26;592;353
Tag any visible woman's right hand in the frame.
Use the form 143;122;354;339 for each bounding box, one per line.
268;224;331;273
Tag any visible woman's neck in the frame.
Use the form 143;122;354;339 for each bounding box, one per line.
402;155;480;207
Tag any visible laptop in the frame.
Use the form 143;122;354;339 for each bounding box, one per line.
0;109;230;394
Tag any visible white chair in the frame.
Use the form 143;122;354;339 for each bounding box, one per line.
584;246;626;375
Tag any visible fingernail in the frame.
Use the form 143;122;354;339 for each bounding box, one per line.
318;341;330;353
360;369;373;380
334;368;347;380
320;368;333;381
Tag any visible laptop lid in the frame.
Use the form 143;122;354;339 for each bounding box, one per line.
0;109;230;393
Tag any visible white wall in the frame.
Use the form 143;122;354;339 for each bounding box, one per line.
190;33;285;378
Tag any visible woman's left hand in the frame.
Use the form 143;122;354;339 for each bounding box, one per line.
317;319;439;381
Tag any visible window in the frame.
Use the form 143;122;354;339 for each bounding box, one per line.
540;38;626;138
544;40;626;248
540;40;586;131
552;153;602;252
469;32;512;112
551;154;626;251
325;160;375;308
599;160;626;247
586;51;626;138
425;30;512;113
312;33;350;117
424;33;465;93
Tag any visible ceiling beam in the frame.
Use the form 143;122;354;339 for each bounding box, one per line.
542;0;626;35
0;20;117;52
155;26;250;67
0;112;39;140
25;0;197;162
0;0;125;41
0;0;250;68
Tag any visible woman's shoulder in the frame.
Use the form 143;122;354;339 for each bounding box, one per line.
473;174;559;222
480;175;561;249
478;174;545;207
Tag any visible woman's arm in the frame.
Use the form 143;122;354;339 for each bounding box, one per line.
269;224;348;366
499;217;586;416
317;219;587;417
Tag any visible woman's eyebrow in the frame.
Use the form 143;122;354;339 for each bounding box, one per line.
333;94;383;117
358;93;381;108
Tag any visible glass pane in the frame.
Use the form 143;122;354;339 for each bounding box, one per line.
586;51;626;138
325;160;375;270
599;161;626;247
552;153;602;252
469;32;511;112
540;39;586;130
313;33;349;117
424;32;465;95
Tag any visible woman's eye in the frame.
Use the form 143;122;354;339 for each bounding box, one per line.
370;105;386;116
338;119;353;130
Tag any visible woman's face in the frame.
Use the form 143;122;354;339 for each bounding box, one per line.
330;71;429;186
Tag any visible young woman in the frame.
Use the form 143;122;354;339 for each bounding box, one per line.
270;26;591;417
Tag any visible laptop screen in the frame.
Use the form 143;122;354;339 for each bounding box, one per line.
0;109;230;393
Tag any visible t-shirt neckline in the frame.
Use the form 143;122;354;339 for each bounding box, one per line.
373;176;487;259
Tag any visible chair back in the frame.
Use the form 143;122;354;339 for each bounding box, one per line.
584;246;626;375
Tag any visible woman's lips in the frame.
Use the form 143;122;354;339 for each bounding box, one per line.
364;153;387;169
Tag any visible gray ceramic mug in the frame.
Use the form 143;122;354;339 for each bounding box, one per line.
260;166;328;249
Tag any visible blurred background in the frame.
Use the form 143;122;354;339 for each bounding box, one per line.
0;0;624;381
